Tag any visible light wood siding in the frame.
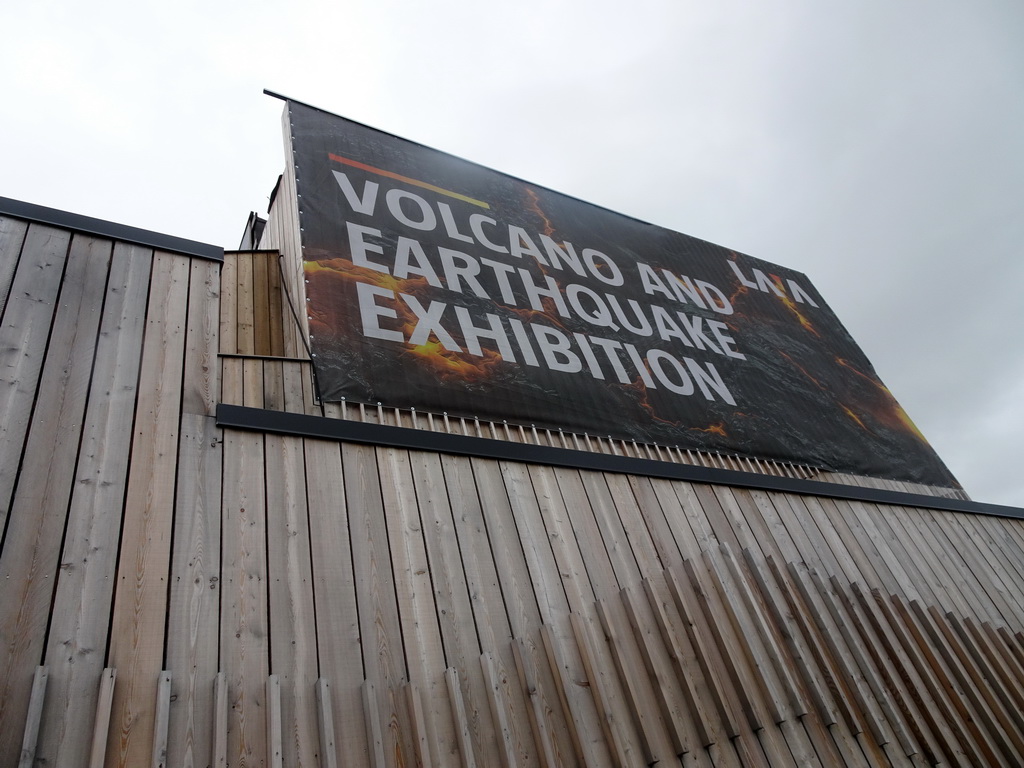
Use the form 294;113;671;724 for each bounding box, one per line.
1;209;1022;768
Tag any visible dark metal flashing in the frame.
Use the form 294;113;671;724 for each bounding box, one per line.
216;403;1024;520
0;197;224;262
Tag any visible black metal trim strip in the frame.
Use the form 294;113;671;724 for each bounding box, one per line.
0;197;223;262
216;404;1023;520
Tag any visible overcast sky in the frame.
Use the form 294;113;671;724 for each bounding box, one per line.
3;0;1021;506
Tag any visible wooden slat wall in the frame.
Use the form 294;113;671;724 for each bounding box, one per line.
1;211;1022;768
0;213;222;768
189;425;1024;768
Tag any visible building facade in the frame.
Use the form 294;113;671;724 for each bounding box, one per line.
1;108;1023;768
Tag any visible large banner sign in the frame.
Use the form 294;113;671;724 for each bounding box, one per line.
287;101;957;487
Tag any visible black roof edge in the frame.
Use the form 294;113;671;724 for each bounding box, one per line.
0;196;224;262
217;403;1024;521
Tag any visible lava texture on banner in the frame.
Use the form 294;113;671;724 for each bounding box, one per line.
287;100;957;487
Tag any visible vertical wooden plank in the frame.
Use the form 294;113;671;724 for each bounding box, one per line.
509;640;560;768
602;473;665;579
687;484;745;556
0;232;110;764
106;251;191;768
807;499;897;601
17;666;48;768
266;675;283;768
263;358;285;411
281;359;307;414
958;516;1024;610
404;683;435;768
376;446;457;763
235;252;255;355
499;461;571;624
213;673;228;768
845;501;923;602
575;470;645;590
0;215;29;317
669;560;777;767
481;651;522;768
445;453;574;766
885;595;1002;765
242;357;264;408
152;671;172;768
252;251;271;355
939;514;1024;627
303;439;367;764
919;511;1008;626
739;549;840;728
683;556;800;766
719;547;808;717
594;598;675;764
990;519;1024;584
745;489;804;564
538;624;596;767
802;495;874;584
771;494;846;581
567;612;635;768
755;555;879;765
670;482;723;555
819;575;939;764
218;253;237;355
441;453;516;650
735;551;859;768
164;413;222;768
315;679;339;768
953;615;1024;714
624;476;685;570
784;564;902;760
265;433;319;767
362;682;388;768
680;559;767;732
219;428;269;766
733;487;819;573
181;258;220;416
824;500;906;600
770;558;885;763
864;507;952;612
343;441;410;767
34;242;151;766
914;601;1024;764
411;450;507;766
703;550;792;725
445;668;478;768
499;461;612;766
267;252;287;357
847;583;975;766
221;356;243;406
532;466;606;610
299;360;318;414
89;669;117;768
0;223;70;531
620;584;699;756
641;578;721;750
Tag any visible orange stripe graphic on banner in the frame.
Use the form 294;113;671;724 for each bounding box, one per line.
328;153;490;209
